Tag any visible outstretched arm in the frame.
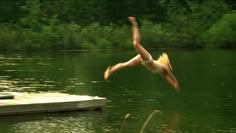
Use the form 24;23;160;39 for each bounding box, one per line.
161;70;179;93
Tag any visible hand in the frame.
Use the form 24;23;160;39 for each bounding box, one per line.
174;82;180;93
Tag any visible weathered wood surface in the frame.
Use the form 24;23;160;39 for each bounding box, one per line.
0;92;106;115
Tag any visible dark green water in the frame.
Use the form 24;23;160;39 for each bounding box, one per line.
0;50;235;133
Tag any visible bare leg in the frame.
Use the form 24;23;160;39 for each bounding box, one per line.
104;55;141;80
128;17;151;61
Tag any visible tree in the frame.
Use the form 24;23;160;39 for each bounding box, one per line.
0;0;23;23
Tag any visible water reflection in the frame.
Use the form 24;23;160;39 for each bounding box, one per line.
0;54;61;92
0;50;235;133
0;77;57;92
9;112;106;133
160;112;179;133
107;110;180;133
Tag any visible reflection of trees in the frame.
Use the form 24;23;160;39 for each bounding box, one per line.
62;52;109;95
160;112;180;133
0;54;59;92
120;110;180;133
140;111;180;133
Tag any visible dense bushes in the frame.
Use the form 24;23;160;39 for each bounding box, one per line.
0;11;236;51
203;12;236;48
0;0;235;51
0;23;132;51
0;25;18;51
58;23;131;50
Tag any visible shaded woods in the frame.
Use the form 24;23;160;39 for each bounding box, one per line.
0;0;235;51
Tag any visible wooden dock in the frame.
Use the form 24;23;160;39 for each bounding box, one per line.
0;92;106;115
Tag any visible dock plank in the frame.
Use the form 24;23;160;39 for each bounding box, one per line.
0;92;106;115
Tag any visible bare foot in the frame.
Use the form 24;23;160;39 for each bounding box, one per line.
104;66;111;80
128;16;138;26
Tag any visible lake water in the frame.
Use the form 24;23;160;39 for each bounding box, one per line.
0;49;235;133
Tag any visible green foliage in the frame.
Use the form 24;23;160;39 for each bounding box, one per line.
59;23;81;49
0;0;235;51
15;25;62;51
159;0;230;48
0;0;23;23
108;25;131;49
140;20;168;48
0;21;132;51
0;25;19;51
203;12;236;48
19;0;42;31
63;23;130;49
60;23;112;50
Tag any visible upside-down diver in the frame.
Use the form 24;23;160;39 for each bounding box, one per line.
104;17;179;92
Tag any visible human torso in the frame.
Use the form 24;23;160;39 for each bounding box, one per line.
142;60;163;74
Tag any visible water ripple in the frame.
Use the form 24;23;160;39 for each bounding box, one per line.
11;113;105;133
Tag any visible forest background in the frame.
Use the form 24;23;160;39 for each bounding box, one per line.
0;0;235;51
